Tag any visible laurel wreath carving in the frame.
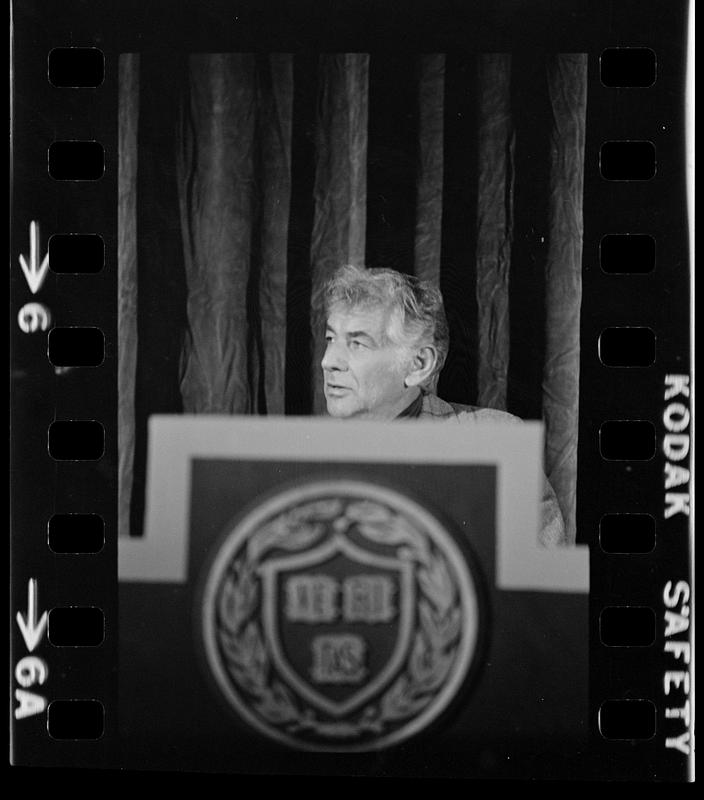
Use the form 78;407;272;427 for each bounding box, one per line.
216;498;462;740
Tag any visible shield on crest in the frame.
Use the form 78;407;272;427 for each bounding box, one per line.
260;533;415;718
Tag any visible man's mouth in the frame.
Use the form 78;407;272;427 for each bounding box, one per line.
325;383;351;396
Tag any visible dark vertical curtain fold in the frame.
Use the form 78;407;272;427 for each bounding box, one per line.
310;54;369;414
117;53;139;538
543;54;588;544
414;54;445;285
475;54;514;411
256;54;294;415
130;52;188;536
507;54;550;422
366;54;417;274
284;56;318;416
118;51;586;544
437;55;478;407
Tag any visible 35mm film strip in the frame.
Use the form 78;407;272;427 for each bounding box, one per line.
10;0;693;782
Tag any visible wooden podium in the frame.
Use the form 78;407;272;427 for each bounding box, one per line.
118;417;588;777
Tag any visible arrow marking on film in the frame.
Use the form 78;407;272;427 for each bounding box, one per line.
16;578;48;653
18;221;50;295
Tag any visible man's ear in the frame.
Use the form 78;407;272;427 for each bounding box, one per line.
404;345;438;388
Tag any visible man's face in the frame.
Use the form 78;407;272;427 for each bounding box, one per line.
322;304;414;420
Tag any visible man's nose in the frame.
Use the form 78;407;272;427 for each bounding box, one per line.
321;339;347;372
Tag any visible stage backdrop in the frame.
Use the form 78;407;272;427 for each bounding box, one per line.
118;52;587;544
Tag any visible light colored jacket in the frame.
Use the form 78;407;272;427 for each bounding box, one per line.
417;392;566;547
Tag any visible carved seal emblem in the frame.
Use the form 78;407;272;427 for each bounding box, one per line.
200;479;482;751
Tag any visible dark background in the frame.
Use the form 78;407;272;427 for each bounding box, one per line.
10;0;692;784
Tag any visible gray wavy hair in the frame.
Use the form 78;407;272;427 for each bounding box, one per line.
322;264;450;381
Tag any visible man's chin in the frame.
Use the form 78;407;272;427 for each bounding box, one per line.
325;397;356;419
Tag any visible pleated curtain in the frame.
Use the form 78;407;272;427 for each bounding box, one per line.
118;52;587;543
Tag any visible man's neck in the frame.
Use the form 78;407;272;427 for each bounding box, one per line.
381;386;422;420
395;387;424;418
350;387;421;421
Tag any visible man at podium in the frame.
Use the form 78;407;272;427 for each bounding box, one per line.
320;264;565;546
